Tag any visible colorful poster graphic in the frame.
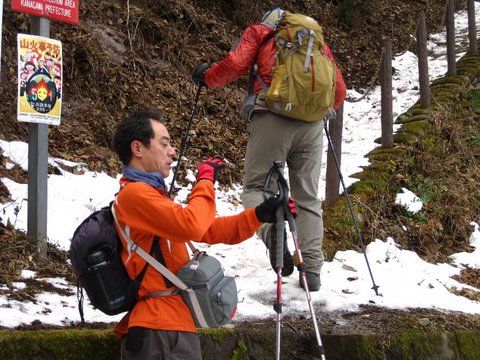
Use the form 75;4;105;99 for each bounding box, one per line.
17;34;62;125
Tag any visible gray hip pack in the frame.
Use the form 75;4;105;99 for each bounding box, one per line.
241;93;271;121
177;250;238;327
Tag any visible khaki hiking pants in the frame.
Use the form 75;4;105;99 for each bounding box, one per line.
241;110;324;274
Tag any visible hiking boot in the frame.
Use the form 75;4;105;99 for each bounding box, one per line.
299;271;321;292
268;228;294;277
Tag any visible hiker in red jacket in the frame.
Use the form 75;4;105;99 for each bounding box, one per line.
192;7;347;291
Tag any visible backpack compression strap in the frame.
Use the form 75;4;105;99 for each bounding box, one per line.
303;30;316;72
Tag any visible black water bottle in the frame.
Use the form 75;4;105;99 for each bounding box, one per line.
85;249;111;311
84;248;132;315
87;250;107;270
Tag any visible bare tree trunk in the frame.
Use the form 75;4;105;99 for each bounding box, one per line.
417;11;431;108
468;0;478;55
325;105;344;205
446;0;457;76
381;39;393;149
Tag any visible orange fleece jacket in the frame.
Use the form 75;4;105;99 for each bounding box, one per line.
113;178;262;336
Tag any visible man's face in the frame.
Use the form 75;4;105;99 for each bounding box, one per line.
137;120;176;178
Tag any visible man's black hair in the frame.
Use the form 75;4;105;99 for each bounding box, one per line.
112;108;164;166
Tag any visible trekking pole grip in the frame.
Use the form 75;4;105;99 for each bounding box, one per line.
275;205;285;269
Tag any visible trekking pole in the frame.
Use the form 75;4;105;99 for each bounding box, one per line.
323;112;380;296
168;84;203;196
263;161;287;360
274;203;285;360
270;162;327;360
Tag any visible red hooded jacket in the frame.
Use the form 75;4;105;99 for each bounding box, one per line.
205;23;346;110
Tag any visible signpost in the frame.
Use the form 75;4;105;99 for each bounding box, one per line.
26;17;50;260
12;0;79;25
12;1;78;260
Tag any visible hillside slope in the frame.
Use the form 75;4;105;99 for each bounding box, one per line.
0;0;453;183
0;0;473;287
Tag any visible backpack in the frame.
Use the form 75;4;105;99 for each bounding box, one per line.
69;205;149;320
256;12;336;122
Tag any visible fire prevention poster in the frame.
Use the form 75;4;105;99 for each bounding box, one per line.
17;34;62;125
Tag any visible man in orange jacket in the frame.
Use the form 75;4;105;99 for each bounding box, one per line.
112;108;292;359
192;8;347;291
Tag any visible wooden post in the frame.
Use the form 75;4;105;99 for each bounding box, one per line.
381;39;393;149
446;0;457;76
417;11;431;108
325;104;344;206
468;0;478;55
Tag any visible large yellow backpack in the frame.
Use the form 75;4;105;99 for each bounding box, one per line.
258;13;336;122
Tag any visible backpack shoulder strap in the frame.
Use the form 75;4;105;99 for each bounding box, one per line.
151;237;175;288
133;237;154;285
248;30;275;94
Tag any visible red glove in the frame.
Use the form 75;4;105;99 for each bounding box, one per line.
196;158;225;183
287;196;297;219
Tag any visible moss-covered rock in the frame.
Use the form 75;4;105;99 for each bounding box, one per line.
395;113;432;124
398;119;433;134
385;329;480;360
392;132;418;144
366;146;404;160
0;328;120;360
350;168;391;182
1;327;479;360
430;76;468;87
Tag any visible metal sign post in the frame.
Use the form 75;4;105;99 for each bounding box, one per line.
13;1;77;261
28;16;50;260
